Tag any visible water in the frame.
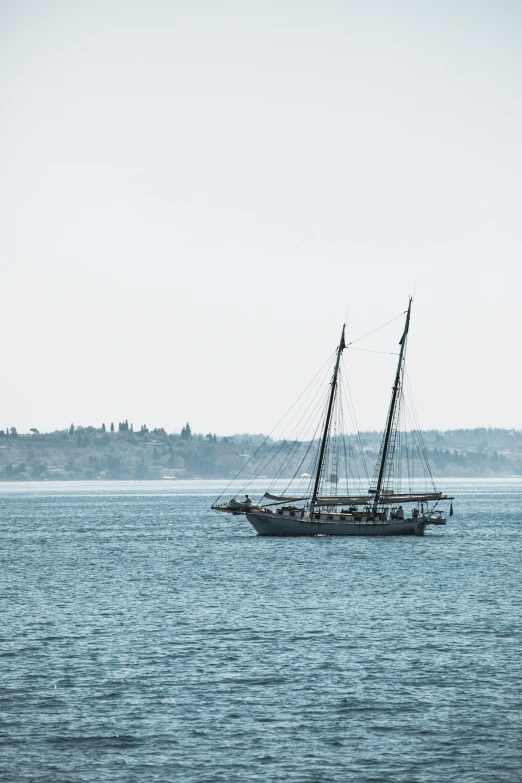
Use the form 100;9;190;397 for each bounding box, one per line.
1;479;520;783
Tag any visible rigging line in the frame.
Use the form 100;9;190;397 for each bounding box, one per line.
336;380;351;491
265;362;336;491
337;393;350;493
405;414;413;494
394;389;404;487
213;348;337;504
376;320;409;498
283;368;334;450
403;369;436;489
258;351;336;472
404;404;428;490
322;398;335;496
338;382;364;491
341;408;359;492
404;406;423;489
407;387;431;474
313;397;334;499
346;310;406;347
378;374;402;495
327;399;341;496
346;347;400;356
298;413;328;503
261;380;332;494
392;392;404;492
267;425;311;486
299;439;321;501
300;406;330;498
405;422;411;493
280;387;333;496
288;434;320;498
268;433;309;489
311;406;331;494
245;436;297;490
285;426;321;496
321;383;342;497
341;429;354;492
340;361;369;480
403;389;434;490
333;400;342;493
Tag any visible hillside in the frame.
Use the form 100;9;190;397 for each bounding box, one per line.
1;425;521;481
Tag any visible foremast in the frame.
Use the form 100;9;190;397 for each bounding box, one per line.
372;298;412;514
309;325;346;518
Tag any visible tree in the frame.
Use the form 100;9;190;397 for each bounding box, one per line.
135;461;148;480
110;422;115;433
69;424;75;435
101;423;106;433
10;427;18;437
181;422;192;440
30;428;40;435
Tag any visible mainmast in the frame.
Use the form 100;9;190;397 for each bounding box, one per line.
372;298;412;513
310;325;346;517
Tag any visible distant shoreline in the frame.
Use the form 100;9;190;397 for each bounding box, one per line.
1;427;521;481
1;476;521;484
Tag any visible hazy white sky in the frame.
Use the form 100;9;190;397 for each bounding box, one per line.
2;0;521;435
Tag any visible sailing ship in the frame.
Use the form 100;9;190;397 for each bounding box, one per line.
213;299;453;536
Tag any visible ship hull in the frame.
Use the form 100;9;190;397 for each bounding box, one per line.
246;512;430;536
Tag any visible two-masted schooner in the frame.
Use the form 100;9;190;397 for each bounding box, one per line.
213;299;453;536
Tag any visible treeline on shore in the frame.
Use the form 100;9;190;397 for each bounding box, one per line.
0;424;521;481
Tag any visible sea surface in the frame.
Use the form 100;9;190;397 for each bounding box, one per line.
0;479;520;783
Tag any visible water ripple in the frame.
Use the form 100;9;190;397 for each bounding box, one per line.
0;479;521;782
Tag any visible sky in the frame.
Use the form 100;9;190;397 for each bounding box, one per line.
1;0;521;435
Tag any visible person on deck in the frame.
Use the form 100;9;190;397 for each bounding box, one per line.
244;495;252;506
397;505;404;520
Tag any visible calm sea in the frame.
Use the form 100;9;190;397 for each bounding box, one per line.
1;479;520;783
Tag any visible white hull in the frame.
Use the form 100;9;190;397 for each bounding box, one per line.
245;511;444;536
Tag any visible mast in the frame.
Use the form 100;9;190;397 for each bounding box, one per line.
310;325;346;516
372;298;412;513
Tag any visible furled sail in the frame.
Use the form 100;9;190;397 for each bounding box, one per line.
382;493;454;504
315;495;372;506
316;492;453;507
263;493;308;503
